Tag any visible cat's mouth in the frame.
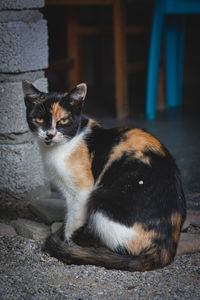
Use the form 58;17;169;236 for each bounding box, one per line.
45;140;53;146
43;135;64;146
44;138;55;146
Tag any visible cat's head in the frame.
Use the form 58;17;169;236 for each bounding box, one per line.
22;80;87;147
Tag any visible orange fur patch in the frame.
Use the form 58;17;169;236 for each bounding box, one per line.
51;103;68;127
126;129;165;155
126;223;156;255
160;248;171;265
171;212;182;243
95;128;165;186
66;140;94;190
127;223;172;266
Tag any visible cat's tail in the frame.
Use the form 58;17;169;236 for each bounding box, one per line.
44;233;172;272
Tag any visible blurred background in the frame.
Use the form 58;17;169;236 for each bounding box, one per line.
42;0;200;209
43;0;200;118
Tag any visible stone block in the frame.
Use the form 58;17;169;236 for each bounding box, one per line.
0;20;48;72
0;223;17;236
0;77;47;134
0;0;44;10
29;197;65;224
181;219;190;232
11;218;50;241
0;142;45;195
0;70;45;82
177;233;200;255
0;10;42;23
187;210;200;227
51;222;63;234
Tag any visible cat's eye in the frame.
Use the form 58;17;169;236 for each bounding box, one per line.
35;117;44;123
59;118;69;125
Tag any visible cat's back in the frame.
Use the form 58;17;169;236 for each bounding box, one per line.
105;127;166;166
87;122;185;220
86;123;172;181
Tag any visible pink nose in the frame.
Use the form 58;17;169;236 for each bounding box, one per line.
46;130;56;139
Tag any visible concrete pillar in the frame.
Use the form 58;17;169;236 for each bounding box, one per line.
0;0;49;199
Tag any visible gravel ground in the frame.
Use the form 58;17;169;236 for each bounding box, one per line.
0;235;199;300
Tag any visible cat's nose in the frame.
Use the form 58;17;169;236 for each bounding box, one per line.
46;133;53;139
46;130;56;139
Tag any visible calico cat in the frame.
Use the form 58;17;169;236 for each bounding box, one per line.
22;80;186;272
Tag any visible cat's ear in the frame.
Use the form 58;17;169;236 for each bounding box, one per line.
22;80;44;106
64;83;87;113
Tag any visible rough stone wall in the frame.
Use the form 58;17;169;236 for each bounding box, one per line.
0;0;48;199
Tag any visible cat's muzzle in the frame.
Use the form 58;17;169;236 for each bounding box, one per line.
45;136;54;145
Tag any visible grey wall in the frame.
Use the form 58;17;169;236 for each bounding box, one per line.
0;0;49;199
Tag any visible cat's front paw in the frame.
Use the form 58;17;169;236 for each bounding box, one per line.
43;229;73;254
43;223;64;252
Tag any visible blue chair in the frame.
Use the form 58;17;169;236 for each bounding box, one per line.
146;0;200;120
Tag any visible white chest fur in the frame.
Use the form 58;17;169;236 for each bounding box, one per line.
40;133;93;240
41;134;81;188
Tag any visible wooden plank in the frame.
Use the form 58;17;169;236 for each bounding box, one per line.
67;7;81;89
46;0;113;5
113;0;129;118
46;0;149;5
76;25;147;35
126;25;148;35
77;26;111;35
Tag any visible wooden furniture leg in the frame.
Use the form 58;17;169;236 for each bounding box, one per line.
113;0;128;119
67;7;81;90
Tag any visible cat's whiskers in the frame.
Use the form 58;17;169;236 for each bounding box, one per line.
38;128;47;140
37;127;70;147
